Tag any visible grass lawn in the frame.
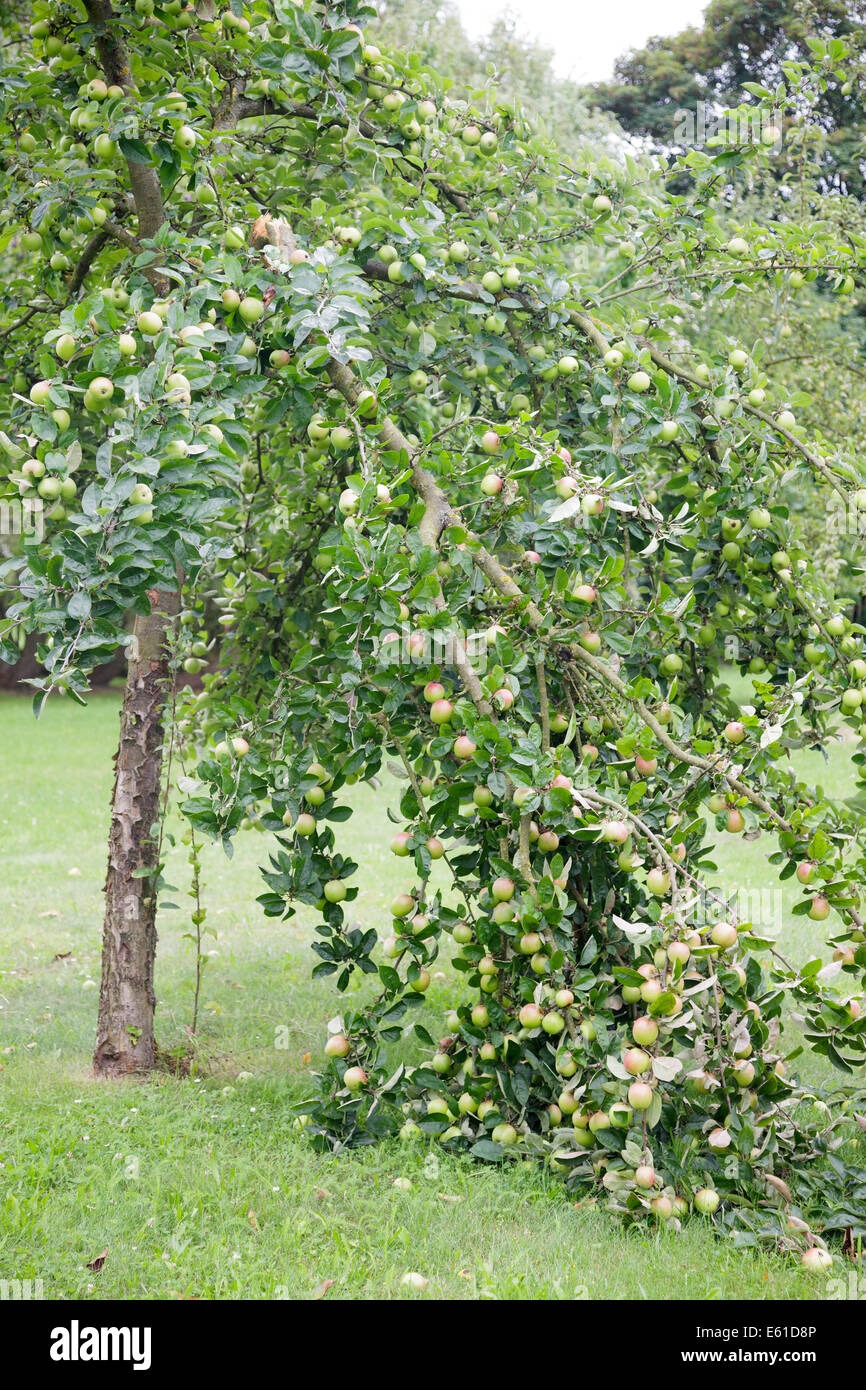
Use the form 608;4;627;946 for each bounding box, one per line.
0;687;860;1300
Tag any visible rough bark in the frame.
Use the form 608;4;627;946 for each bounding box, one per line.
93;588;179;1076
83;2;177;1075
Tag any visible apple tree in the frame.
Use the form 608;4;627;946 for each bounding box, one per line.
1;2;865;1246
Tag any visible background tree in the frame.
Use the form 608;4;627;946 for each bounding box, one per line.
591;0;866;196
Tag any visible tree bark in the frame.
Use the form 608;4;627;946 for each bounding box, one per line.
93;587;179;1076
82;1;178;1076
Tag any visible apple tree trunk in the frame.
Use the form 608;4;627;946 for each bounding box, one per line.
93;587;178;1077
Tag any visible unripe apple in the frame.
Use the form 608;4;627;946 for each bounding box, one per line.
238;296;264;325
634;1164;655;1189
628;370;651;393
801;1247;832;1272
137;310;163;336
491;1123;518;1146
492;876;515;903
647;867;670;897
808;896;830;921
694;1188;720;1214
724;721;746;744
325;1033;350;1058
711;922;738;949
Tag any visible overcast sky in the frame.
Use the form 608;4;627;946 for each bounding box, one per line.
454;0;709;83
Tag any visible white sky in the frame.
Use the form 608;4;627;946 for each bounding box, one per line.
454;0;710;82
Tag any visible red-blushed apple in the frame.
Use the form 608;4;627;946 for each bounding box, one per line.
634;1164;655;1189
624;1048;651;1075
808;896;830;921
632;1016;658;1046
453;734;476;760
325;1033;350;1057
344;1065;367;1090
627;1081;653;1110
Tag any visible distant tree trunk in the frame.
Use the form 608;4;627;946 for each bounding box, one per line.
93;587;178;1076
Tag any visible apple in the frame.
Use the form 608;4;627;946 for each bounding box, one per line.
635;752;657;777
808;896;830;921
410;969;431;993
632;1016;658;1046
390;893;415;918
647;867;670;897
711;922;738;949
55;333;76;362
492;876;515;903
628;370;651;393
480;473;503;496
481;429;501;454
733;1060;755;1086
800;1247;832;1272
724;721;746;744
471;1004;489;1028
453;734;476;760
624;1048;651;1075
325;1034;350;1057
137;310;163;336
660;420;679;442
542;1011;564;1035
295;813;316;836
572;584;597;606
694;1188;720;1214
726;808;745;833
634;1164;655;1189
324;880;347;903
627;1081;653;1110
601;819;630;845
129;483;153;506
795;860;815;885
238;296;264;325
491;1123;518;1145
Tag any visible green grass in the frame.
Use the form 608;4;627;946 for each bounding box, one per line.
0;690;858;1300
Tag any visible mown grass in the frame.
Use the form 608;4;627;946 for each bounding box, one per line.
0;689;859;1299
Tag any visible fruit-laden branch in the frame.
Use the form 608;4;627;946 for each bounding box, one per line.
467;547;794;834
227;94;472;213
249;214;491;717
253;221;800;840
82;0;168;290
358;260;851;501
